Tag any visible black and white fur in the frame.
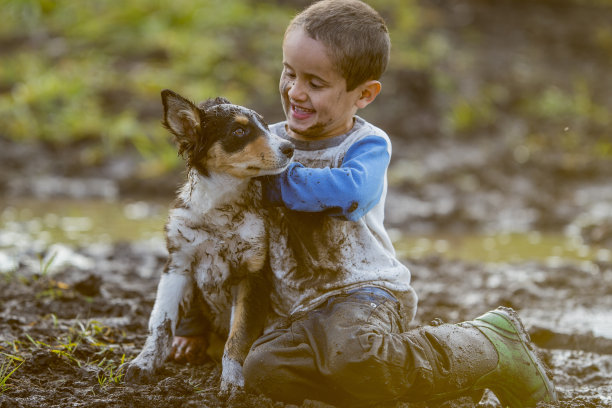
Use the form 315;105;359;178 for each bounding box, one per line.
124;89;293;395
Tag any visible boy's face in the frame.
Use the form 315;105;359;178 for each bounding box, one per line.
280;27;364;141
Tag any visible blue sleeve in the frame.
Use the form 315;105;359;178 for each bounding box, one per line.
263;135;390;221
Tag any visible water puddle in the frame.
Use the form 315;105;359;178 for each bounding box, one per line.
1;198;167;249
392;230;610;264
1;198;609;266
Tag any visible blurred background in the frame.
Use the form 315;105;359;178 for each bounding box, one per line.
1;0;612;265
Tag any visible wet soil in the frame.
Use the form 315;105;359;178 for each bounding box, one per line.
2;95;612;407
1;240;611;408
1;128;611;407
2;1;612;406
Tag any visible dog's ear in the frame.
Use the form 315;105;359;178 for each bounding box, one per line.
197;96;231;111
161;89;202;158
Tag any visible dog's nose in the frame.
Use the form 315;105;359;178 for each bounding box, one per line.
281;142;294;158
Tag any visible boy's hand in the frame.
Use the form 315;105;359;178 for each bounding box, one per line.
169;335;209;364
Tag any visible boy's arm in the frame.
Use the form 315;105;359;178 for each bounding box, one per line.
264;135;390;221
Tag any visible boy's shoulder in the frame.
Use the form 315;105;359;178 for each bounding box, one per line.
270;117;391;149
353;116;390;141
270;118;391;169
341;117;392;156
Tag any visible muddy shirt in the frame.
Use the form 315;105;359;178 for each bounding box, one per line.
262;116;417;331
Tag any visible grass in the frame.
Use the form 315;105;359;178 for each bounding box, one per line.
0;353;24;394
0;317;129;393
38;250;57;277
96;354;126;388
51;319;129;387
0;0;298;174
1;0;610;177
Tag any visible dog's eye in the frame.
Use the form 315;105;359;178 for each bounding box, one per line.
232;127;246;137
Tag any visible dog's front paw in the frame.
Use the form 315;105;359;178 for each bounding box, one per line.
219;381;244;401
219;356;245;398
123;358;156;384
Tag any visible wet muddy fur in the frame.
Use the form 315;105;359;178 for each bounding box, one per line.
123;90;293;396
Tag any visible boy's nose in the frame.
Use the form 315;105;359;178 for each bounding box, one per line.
287;80;306;101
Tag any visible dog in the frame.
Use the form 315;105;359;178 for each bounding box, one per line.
124;89;294;395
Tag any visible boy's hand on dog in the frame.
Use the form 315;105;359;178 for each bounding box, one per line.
169;336;209;364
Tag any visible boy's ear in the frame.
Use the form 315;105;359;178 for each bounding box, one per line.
355;80;382;109
161;89;202;158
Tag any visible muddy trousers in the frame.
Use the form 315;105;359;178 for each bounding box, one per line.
243;287;496;406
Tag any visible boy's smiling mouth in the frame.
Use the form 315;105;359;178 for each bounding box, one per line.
291;103;315;120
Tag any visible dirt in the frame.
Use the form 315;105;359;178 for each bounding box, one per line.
1;132;611;408
1;237;611;408
2;1;612;406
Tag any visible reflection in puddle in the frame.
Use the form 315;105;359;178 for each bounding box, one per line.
0;198;167;252
524;308;612;339
1;198;608;266
391;229;608;264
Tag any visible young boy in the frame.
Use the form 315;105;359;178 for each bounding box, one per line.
174;1;558;406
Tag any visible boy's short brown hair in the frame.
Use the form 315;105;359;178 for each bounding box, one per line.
286;0;390;91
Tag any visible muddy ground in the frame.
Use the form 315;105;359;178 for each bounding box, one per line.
1;121;612;408
1;222;612;408
2;0;612;406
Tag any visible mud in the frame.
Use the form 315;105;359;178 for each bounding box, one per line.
1;101;612;408
1;238;611;407
2;0;612;405
1;136;612;407
2;111;612;407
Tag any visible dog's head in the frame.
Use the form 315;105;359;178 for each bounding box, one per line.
161;89;294;178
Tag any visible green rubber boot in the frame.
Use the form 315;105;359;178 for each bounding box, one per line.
409;307;557;407
465;307;558;407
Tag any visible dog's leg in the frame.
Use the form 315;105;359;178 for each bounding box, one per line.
124;272;193;382
220;273;268;396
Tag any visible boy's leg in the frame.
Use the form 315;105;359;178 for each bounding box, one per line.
243;288;557;407
413;308;558;407
244;287;423;405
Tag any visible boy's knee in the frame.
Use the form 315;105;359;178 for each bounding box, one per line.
326;336;370;377
243;344;270;389
244;343;295;401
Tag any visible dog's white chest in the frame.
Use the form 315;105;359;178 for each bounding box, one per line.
164;182;266;331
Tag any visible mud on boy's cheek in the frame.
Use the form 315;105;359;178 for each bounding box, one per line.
280;80;291;94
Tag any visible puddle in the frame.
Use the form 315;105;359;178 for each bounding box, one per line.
392;230;610;264
523;307;612;339
2;198;609;267
1;198;167;248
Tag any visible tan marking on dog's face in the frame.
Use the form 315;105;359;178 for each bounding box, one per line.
206;134;291;178
241;136;278;168
234;114;250;126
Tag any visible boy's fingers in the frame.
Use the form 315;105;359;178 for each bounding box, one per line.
170;337;189;362
170;336;208;363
